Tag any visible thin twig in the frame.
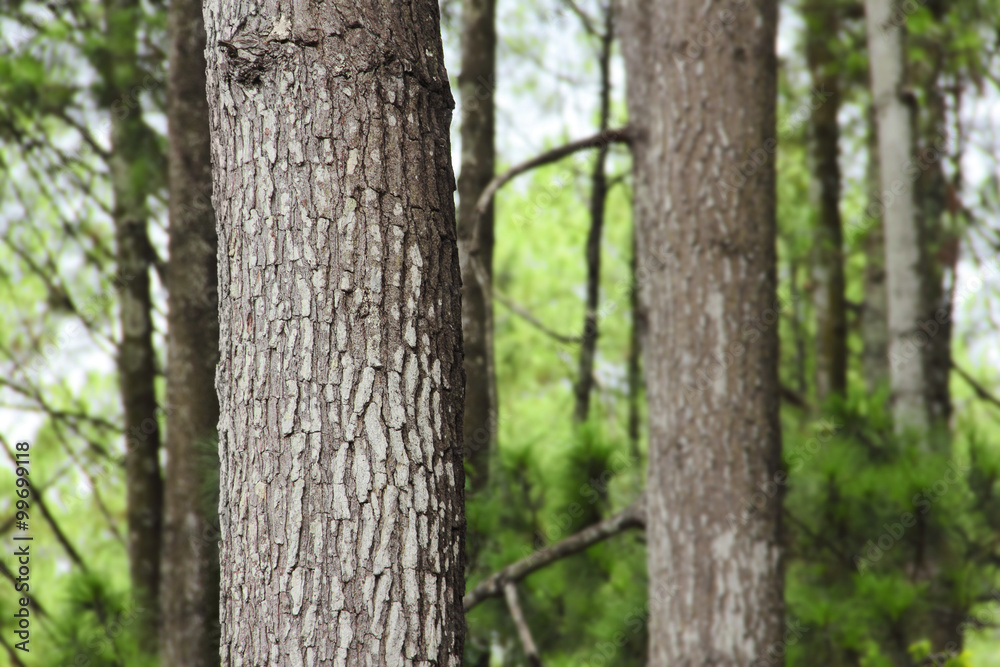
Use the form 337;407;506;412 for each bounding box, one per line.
504;582;545;667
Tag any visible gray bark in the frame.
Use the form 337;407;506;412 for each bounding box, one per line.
161;0;221;661
204;1;466;664
864;0;931;432
620;1;785;664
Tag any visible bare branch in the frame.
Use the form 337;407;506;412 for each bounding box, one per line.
473;127;631;224
464;495;645;612
504;582;545;667
953;363;1000;413
562;0;599;38
494;291;582;344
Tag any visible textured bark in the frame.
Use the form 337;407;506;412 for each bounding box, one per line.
620;1;784;664
805;7;847;400
161;0;220;662
456;0;497;493
204;1;466;664
105;0;163;651
864;0;930;432
861;107;890;393
574;7;614;424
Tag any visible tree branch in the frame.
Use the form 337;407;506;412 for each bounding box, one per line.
464;495;645;611
504;582;545;667
494;291;582;344
473;127;631;222
953;362;1000;412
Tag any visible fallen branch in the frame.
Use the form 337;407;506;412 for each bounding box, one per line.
504;582;545;667
464;494;645;612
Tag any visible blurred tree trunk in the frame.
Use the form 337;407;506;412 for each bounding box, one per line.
864;0;931;432
805;4;847;401
104;0;163;652
917;54;954;425
160;0;220;661
457;0;497;493
861;107;890;393
627;229;644;476
621;1;785;664
574;5;614;424
204;1;466;663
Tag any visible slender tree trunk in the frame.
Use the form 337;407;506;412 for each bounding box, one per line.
457;0;497;493
805;6;847;401
105;0;163;651
574;7;614;425
160;0;220;661
204;1;466;664
627;229;643;475
918;66;953;425
789;257;808;395
861;106;890;393
864;0;930;432
621;1;784;664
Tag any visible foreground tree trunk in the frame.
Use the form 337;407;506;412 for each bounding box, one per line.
621;1;784;664
805;6;847;401
457;0;497;494
864;0;930;432
161;0;220;661
104;0;163;651
204;1;466;663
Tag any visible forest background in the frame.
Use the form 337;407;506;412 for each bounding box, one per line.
1;0;1000;665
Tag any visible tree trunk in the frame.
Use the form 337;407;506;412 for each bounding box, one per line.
864;0;931;432
621;1;785;664
861;106;890;394
805;6;847;401
203;2;466;664
918;65;953;425
161;0;220;661
574;6;614;425
457;0;497;493
105;0;163;652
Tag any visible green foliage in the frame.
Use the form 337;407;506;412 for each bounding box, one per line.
38;573;158;667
